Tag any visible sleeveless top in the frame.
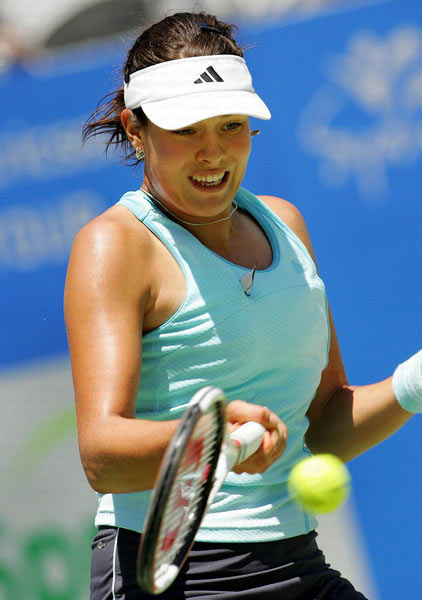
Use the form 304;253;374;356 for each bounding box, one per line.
95;186;330;542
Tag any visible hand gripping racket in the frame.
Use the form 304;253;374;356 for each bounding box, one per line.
136;386;266;595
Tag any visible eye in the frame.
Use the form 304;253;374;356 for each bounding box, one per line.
173;128;195;136
223;122;243;132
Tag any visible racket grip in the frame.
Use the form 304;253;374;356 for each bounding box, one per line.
230;422;266;465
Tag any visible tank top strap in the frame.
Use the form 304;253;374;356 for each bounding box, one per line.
117;189;156;223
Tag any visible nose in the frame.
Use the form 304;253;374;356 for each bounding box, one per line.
196;132;226;165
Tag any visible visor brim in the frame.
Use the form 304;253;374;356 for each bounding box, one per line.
141;90;271;130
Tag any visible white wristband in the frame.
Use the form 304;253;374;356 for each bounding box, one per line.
392;350;422;413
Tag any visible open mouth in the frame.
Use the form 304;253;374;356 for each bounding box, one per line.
189;171;229;190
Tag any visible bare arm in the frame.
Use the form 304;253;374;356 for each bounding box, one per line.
64;212;179;494
259;195;412;462
305;310;411;462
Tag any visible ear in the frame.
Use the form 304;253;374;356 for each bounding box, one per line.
121;108;143;147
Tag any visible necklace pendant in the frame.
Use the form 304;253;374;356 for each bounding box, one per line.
240;265;257;296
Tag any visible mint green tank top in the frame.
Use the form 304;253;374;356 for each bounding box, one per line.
95;187;329;542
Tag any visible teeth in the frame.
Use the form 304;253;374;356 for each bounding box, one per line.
192;172;225;185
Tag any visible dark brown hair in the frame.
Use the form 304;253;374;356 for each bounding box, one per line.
82;12;244;164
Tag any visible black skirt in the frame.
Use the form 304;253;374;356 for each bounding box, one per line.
90;527;369;599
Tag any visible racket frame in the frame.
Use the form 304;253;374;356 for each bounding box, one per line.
136;386;226;594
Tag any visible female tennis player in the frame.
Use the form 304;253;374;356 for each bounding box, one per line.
64;11;421;600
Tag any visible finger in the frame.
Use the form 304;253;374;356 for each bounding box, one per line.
233;420;288;473
226;400;281;430
261;424;287;458
258;406;283;431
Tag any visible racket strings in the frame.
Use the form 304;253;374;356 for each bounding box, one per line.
154;410;221;574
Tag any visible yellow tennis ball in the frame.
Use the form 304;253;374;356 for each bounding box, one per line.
288;454;350;514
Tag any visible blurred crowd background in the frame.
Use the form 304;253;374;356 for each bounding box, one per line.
0;0;378;71
0;1;420;599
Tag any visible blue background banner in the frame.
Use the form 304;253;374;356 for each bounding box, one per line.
1;1;420;598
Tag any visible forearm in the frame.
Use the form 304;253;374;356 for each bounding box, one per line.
79;416;180;494
305;377;412;462
80;400;288;494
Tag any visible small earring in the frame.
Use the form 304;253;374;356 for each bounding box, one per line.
251;130;260;137
135;147;145;160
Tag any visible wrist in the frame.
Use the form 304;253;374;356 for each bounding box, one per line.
392;350;422;413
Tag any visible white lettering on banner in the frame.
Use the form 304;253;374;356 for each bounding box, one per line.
298;25;422;199
0;117;104;190
0;190;104;271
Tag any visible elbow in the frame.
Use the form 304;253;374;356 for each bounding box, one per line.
79;449;153;494
77;425;123;493
80;455;114;494
79;438;124;493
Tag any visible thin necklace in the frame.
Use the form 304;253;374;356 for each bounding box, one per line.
142;188;238;227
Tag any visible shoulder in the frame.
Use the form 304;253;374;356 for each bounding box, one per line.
66;204;155;306
257;195;317;263
70;204;153;268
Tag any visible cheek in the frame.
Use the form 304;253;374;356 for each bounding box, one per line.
146;140;184;183
232;135;252;167
231;136;251;183
235;131;252;155
151;138;181;163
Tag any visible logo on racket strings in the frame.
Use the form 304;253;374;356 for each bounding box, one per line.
183;436;204;470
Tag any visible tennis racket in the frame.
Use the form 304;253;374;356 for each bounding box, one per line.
136;386;266;595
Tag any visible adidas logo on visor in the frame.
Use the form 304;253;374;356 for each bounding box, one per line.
194;66;224;84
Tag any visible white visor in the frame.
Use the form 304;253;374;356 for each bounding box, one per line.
124;54;271;130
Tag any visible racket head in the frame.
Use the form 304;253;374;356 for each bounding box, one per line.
136;386;226;595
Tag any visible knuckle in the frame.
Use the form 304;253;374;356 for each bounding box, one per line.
279;422;288;439
259;406;272;424
227;399;242;412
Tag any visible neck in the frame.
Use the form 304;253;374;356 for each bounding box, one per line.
141;186;239;247
140;186;266;270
